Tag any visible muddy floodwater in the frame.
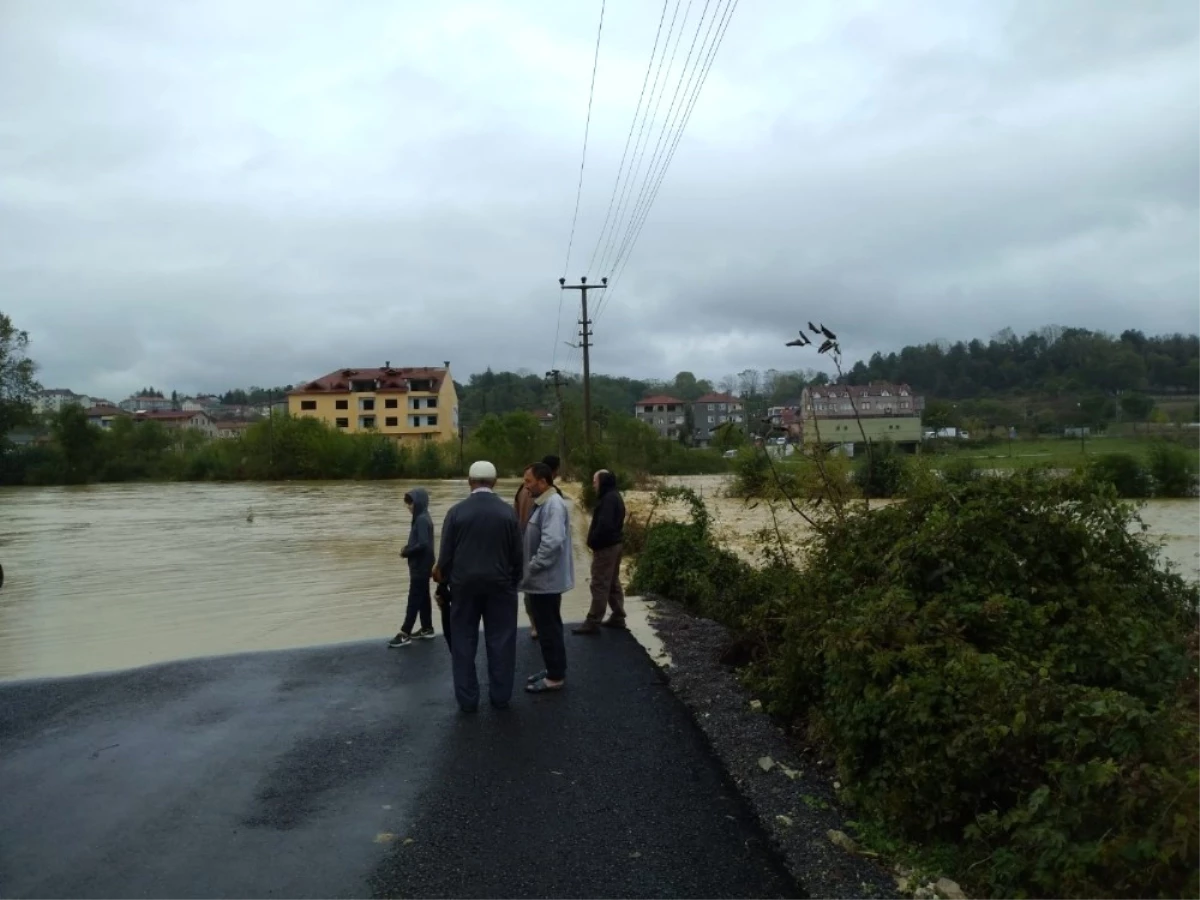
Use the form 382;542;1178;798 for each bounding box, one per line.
0;480;600;681
2;477;1196;682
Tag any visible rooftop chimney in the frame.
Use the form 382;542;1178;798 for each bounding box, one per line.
443;360;450;369
385;360;390;368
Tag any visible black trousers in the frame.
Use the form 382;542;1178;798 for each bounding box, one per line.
401;574;433;633
448;583;518;709
528;592;566;681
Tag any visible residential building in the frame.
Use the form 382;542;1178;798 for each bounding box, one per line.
182;395;222;411
798;382;924;447
84;405;130;430
133;409;219;439
634;394;688;440
33;389;91;414
119;394;173;413
287;362;460;444
530;409;557;429
767;403;802;440
217;421;253;439
690;392;744;447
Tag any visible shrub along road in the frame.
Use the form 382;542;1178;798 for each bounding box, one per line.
0;632;796;899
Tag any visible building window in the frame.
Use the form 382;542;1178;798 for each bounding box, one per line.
335;417;349;428
301;400;316;411
360;399;375;411
426;415;438;427
426;398;438;409
861;402;871;410
385;416;398;427
360;416;376;429
708;415;715;423
385;398;398;409
335;399;348;410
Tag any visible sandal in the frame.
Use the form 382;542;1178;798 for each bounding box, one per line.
525;678;564;694
527;670;548;684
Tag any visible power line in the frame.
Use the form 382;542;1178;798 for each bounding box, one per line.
590;0;690;282
607;0;720;274
553;0;607;373
583;0;671;279
593;0;739;326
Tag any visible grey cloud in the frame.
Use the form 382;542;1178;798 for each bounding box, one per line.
1;0;1196;398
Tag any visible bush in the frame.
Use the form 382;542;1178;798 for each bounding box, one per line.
851;440;907;498
632;472;1199;898
939;454;983;487
1087;452;1153;498
1148;441;1198;497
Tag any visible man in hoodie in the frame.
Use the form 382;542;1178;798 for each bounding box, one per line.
521;461;575;693
514;454;562;640
389;488;436;647
574;469;627;635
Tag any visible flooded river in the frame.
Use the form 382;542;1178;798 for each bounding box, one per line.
2;479;1196;682
0;480;599;681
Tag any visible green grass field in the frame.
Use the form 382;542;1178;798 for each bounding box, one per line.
940;435;1198;470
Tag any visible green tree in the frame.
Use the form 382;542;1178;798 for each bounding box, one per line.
51;404;100;482
0;312;40;443
1119;392;1155;432
921;400;957;431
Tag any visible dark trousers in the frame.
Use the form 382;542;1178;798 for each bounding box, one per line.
401;575;433;634
587;543;626;622
528;592;566;681
449;583;518;709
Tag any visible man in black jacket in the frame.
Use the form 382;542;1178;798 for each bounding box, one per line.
435;460;524;711
574;469;627;635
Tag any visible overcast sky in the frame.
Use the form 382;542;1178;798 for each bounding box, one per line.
2;0;1197;399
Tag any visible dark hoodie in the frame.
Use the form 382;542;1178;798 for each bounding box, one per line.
400;488;435;578
587;471;625;551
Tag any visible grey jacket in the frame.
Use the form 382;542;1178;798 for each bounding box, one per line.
520;490;575;595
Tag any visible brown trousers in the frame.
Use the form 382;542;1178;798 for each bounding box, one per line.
587;543;626;621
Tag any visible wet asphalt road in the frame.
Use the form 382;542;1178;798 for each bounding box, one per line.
0;629;797;899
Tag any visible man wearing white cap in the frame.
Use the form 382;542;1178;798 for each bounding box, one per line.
433;460;524;712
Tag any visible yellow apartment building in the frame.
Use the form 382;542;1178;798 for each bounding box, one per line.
287;362;459;443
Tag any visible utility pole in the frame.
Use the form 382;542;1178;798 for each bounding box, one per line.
545;368;569;464
559;276;606;459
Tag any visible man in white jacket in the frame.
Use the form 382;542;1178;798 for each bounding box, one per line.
519;460;575;694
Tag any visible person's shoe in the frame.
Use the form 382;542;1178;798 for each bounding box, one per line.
459;704;478;714
572;620;601;635
530;630;539;640
388;632;413;648
416;628;436;640
601;616;627;630
490;700;510;710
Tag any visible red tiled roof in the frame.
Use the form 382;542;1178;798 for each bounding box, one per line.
289;366;447;395
694;392;739;404
635;395;686;406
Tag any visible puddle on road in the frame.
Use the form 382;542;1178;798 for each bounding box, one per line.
0;480;597;681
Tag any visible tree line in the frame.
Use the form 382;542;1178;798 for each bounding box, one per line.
847;326;1198;398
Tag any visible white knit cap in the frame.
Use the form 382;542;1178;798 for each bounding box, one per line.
468;460;498;480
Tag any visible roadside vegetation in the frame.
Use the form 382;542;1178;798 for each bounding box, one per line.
629;325;1200;899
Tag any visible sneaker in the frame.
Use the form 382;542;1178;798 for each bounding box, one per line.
601;616;627;630
572;620;601;635
387;632;413;648
416;628;436;640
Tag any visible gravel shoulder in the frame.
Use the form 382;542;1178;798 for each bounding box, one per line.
645;597;899;900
